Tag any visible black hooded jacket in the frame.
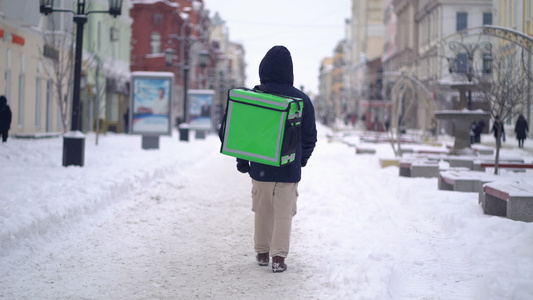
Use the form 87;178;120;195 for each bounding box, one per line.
0;96;12;131
240;45;317;183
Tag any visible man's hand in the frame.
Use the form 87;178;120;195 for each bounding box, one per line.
237;160;250;173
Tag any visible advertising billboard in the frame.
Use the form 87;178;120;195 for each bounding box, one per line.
130;72;174;135
188;89;215;131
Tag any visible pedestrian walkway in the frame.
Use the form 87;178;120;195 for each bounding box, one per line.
1;126;532;299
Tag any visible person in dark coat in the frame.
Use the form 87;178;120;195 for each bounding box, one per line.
514;114;529;148
474;120;485;144
236;46;317;273
0;95;12;143
123;108;129;134
491;115;505;147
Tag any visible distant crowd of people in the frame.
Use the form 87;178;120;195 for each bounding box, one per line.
470;114;529;148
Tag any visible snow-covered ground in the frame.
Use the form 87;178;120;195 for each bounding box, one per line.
1;123;532;299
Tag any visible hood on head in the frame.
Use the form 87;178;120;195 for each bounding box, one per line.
258;45;294;85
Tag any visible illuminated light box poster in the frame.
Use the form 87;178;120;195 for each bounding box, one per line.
130;72;174;135
188;89;215;130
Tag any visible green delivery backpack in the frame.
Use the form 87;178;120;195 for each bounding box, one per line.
219;88;303;167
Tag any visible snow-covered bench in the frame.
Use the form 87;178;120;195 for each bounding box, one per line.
355;147;376;154
447;157;480;170
482;182;533;222
439;171;481;192
471;145;494;155
446;157;525;171
438;170;504;193
477;162;533;172
399;160;440;178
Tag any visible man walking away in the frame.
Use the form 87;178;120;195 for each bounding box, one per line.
235;45;317;273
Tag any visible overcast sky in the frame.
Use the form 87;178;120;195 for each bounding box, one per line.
204;0;352;95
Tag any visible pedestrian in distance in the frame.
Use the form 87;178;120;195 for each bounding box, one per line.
0;95;12;143
491;115;505;147
123;108;129;134
514;114;529;148
470;121;477;145
235;45;317;273
474;120;485;144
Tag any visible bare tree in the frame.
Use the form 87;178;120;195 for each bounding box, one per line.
474;47;532;174
40;14;75;133
85;53;108;146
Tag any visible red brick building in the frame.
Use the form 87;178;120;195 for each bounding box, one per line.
130;0;213;122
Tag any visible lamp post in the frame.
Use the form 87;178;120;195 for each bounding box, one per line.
39;0;123;167
167;34;208;124
182;46;209;122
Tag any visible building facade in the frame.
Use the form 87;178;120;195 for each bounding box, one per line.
350;0;385;129
0;0;131;136
82;0;132;133
1;0;63;135
494;0;533;135
130;0;210;125
207;10;246;126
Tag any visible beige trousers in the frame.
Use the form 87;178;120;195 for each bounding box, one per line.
251;179;298;258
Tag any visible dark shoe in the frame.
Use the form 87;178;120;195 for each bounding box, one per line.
256;252;269;266
272;256;287;273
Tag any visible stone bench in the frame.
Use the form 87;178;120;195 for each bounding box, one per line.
445;157;525;171
447;157;480;170
482;182;533;222
355;147;376;154
400;160;440;178
439;171;483;192
471;145;494;155
400;148;447;155
438;170;504;193
380;158;400;168
478;162;533;172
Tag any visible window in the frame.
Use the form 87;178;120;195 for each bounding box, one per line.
483;13;492;25
153;13;163;25
150;32;161;54
4;69;11;104
46;80;53;131
110;27;120;42
57;98;63;130
456;12;468;31
108;93;119;122
18;74;25;127
98;22;102;51
36;77;42;128
45;0;73;31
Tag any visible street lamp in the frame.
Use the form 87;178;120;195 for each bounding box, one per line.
164;48;175;67
198;49;209;89
39;0;123;167
199;50;209;68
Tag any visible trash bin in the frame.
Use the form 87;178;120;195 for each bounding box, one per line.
62;131;86;166
178;123;190;141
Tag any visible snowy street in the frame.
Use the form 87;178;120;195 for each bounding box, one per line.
1;123;533;299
